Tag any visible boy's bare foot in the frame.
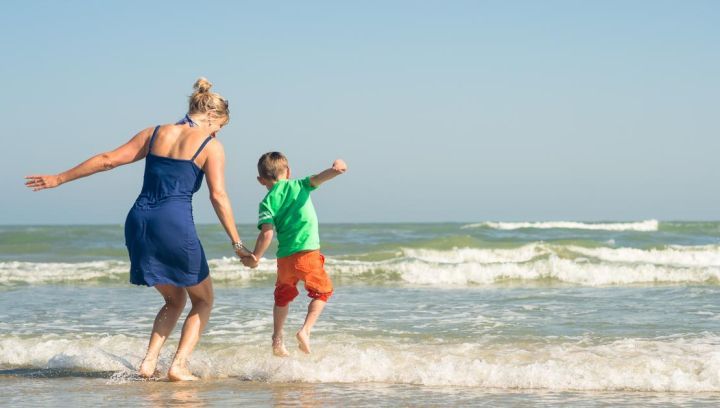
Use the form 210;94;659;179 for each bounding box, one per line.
138;357;159;379
296;329;311;354
167;364;199;382
272;336;290;357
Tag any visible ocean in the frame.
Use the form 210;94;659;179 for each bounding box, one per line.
1;221;719;406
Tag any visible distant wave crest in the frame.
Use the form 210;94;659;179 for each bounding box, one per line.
462;220;659;232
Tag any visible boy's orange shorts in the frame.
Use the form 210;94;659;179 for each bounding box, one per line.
274;250;333;307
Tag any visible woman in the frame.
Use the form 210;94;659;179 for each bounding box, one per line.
24;78;250;381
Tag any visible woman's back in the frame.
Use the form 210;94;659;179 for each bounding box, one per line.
149;125;214;165
137;125;214;205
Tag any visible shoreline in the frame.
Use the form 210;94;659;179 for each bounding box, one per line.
2;377;719;407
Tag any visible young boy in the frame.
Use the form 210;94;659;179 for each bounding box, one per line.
242;152;347;356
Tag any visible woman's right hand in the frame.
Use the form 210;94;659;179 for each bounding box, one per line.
240;254;259;269
234;244;253;258
24;174;61;191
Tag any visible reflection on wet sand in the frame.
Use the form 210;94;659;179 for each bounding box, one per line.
140;380;338;407
143;382;206;407
271;382;334;407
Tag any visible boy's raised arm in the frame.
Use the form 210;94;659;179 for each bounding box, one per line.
310;159;348;188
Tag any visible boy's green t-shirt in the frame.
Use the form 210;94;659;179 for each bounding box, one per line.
257;176;319;258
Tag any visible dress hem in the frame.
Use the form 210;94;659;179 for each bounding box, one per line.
130;273;210;288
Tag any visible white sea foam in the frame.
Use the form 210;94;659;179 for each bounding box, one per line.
0;335;139;371
3;244;720;286
334;256;720;286
567;245;720;267
1;334;719;392
0;260;128;284
401;244;548;264
463;220;659;232
207;257;274;282
337;244;720;285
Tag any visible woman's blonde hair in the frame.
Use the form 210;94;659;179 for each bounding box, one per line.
188;77;229;124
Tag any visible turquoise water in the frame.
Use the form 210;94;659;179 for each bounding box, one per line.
1;221;719;405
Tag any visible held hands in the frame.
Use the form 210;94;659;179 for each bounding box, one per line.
233;244;258;268
24;175;61;191
332;159;348;174
234;246;259;268
240;254;259;269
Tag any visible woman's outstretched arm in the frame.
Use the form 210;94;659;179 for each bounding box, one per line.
25;127;154;191
203;140;250;257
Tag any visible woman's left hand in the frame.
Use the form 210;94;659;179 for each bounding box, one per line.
25;175;61;191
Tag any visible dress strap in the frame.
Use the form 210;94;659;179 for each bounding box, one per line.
191;136;214;161
148;126;161;150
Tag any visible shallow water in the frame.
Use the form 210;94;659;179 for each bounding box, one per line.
1;222;720;405
3;378;720;407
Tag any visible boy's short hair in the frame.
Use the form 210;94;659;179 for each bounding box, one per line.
258;152;289;181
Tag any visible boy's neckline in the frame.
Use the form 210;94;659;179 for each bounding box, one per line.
267;178;288;191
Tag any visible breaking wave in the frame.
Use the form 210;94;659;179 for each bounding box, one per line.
1;334;719;391
463;220;659;232
2;243;720;287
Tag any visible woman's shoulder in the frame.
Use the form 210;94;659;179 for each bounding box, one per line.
203;136;223;155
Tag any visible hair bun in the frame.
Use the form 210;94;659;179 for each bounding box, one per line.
187;77;229;123
193;77;213;93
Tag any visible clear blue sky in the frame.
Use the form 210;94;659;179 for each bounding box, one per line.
1;0;718;224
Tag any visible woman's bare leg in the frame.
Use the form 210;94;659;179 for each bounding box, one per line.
168;277;214;381
139;284;187;378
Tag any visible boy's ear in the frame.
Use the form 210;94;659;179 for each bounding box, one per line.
286;167;291;179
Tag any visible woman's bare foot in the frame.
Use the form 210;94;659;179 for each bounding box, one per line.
272;336;290;357
296;329;311;354
138;356;159;379
167;363;199;382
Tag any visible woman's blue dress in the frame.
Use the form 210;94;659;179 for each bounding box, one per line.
125;126;214;287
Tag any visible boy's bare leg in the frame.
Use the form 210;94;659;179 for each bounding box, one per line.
272;304;290;357
139;285;187;378
168;277;214;382
296;299;326;354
